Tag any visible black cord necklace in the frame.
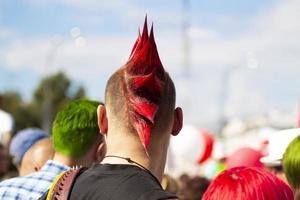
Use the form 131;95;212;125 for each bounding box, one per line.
103;155;150;172
103;155;163;188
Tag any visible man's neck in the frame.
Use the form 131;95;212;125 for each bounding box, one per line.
52;153;85;168
295;188;300;200
102;146;166;181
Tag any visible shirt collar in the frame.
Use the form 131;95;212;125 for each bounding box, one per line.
40;160;70;172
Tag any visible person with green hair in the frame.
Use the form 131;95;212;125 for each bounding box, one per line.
52;99;106;167
0;99;106;199
283;133;300;200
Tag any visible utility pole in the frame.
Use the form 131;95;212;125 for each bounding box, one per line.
182;0;190;77
42;28;85;133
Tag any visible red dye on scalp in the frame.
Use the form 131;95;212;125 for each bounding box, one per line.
202;167;293;200
122;16;166;150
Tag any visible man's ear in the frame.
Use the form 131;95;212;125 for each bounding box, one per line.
171;107;183;136
95;142;107;163
34;166;41;172
97;105;108;135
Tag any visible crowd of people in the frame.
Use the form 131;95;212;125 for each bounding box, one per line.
0;18;299;200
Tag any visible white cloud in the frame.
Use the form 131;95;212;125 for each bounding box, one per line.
0;35;132;76
180;0;300;125
0;28;14;39
188;27;218;40
26;0;135;11
1;0;300;127
225;73;270;118
0;39;49;71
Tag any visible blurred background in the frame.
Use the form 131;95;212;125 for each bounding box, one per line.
0;0;299;161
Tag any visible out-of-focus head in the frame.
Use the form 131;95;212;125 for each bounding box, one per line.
0;109;14;148
0;144;9;176
102;17;182;153
226;147;264;169
52;99;105;165
19;138;54;176
9;128;48;168
161;174;180;195
283;135;300;190
202;167;293;200
180;176;210;200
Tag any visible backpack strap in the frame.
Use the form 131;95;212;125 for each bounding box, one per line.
46;167;87;200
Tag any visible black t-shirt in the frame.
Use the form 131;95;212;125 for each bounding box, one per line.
69;164;177;200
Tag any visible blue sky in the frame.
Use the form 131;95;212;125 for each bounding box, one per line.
0;0;299;129
0;0;275;37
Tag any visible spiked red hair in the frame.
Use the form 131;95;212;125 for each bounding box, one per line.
202;167;293;200
121;17;166;150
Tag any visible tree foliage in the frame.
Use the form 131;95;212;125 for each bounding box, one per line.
0;72;86;134
0;91;40;132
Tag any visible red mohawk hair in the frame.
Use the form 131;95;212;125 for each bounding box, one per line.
122;16;166;150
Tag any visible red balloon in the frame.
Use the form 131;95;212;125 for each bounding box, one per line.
226;147;264;169
197;129;214;164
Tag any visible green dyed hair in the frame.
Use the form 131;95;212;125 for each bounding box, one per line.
52;99;101;157
283;135;300;189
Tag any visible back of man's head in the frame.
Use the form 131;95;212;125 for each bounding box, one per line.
9;128;47;168
104;18;182;154
283;134;300;190
0;144;9;176
20;138;54;176
0;95;2;108
52;99;105;166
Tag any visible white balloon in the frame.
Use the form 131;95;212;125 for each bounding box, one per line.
166;125;206;176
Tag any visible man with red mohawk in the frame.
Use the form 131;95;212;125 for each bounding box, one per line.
69;17;183;199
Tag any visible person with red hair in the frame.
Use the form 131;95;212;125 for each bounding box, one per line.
202;167;293;200
68;17;183;200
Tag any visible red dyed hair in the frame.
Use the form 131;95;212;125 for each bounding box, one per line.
121;17;166;150
202;167;293;200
